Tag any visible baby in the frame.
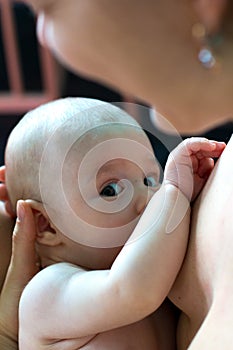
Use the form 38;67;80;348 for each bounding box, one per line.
4;97;225;349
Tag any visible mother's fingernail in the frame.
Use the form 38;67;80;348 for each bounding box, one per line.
17;200;25;222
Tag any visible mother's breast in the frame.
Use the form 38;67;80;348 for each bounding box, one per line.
169;135;233;349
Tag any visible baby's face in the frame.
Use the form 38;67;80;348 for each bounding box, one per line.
41;123;160;250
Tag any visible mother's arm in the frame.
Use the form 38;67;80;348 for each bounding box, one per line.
0;201;39;349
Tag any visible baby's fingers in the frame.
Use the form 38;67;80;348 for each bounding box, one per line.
207;140;226;154
187;138;226;153
195;143;226;159
198;157;215;178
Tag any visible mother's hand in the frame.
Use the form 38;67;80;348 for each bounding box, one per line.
0;201;39;349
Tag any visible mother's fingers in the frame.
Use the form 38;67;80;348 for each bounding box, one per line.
0;183;16;218
0;184;8;201
9;200;40;283
0;166;5;182
1;200;39;303
0;201;39;341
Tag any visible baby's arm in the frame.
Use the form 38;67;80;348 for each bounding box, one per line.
19;185;190;344
164;137;226;201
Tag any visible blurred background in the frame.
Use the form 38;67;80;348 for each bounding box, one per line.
1;1;233;170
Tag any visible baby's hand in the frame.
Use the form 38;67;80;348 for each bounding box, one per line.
164;138;226;201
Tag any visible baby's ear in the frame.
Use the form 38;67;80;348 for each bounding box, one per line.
26;200;62;247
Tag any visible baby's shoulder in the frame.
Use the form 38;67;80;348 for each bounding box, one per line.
19;262;85;323
43;261;84;274
21;262;85;302
39;262;85;284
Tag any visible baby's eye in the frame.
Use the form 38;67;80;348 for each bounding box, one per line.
144;176;158;188
100;182;123;197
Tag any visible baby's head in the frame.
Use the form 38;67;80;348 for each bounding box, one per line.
6;98;134;205
6;98;160;268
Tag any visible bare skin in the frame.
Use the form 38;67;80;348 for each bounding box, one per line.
169;135;233;349
0;201;39;350
0;97;225;349
0;135;228;350
18;136;223;350
0;98;222;349
23;0;233;132
0;203;13;292
0;0;232;349
0;206;176;350
79;303;177;350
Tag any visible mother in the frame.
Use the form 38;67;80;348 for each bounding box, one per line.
28;0;233;132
